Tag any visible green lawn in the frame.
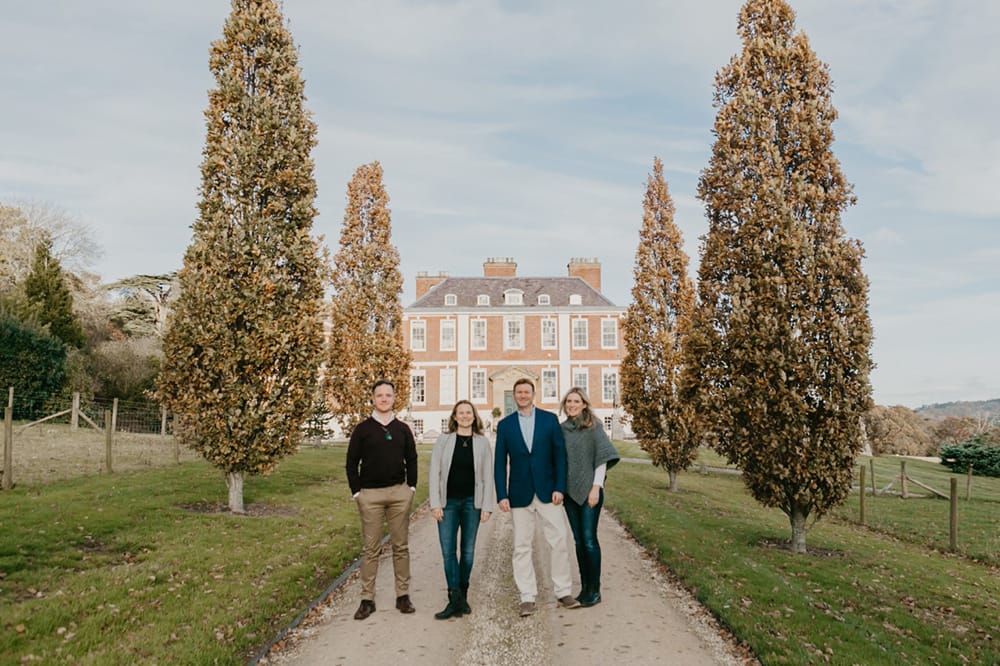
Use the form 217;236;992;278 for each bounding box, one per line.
608;462;1000;665
0;445;430;665
833;456;1000;565
4;445;997;665
613;441;736;469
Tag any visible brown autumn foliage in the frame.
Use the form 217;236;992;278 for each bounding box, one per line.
158;0;324;511
620;157;699;490
862;405;935;456
325;162;411;432
682;0;873;552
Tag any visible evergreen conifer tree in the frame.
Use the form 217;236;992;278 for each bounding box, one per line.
22;239;86;349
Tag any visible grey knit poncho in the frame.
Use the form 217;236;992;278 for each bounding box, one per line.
561;416;620;505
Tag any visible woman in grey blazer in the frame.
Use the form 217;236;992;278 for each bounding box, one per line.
429;400;496;619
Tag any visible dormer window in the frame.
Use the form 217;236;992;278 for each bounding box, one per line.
537;294;550;305
504;289;524;306
444;294;457;306
477;294;490;306
569;294;582;305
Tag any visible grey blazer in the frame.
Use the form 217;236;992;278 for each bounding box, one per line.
429;432;497;513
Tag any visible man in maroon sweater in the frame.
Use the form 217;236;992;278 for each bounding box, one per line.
346;380;419;620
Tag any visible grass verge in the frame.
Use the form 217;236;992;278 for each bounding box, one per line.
607;462;999;665
0;445;430;665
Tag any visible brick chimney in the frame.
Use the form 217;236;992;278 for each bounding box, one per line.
568;257;601;292
483;257;517;278
415;271;448;299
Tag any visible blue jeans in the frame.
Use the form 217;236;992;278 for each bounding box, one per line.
437;496;481;590
563;489;603;584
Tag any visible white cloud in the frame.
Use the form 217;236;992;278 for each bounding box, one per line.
1;0;998;406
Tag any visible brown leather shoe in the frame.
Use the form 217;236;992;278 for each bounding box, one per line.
354;599;375;620
395;594;415;613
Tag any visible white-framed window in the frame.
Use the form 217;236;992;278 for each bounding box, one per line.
440;319;456;351
504;289;523;306
412;419;424;437
410;372;426;405
572;368;589;394
538;294;550;305
572;319;588;349
470;319;487;350
444;294;457;306
541;369;558;402
477;294;490;306
410;320;426;352
504;316;523;350
601;318;618;349
439;368;456;405
541;318;557;349
440;418;449;433
470;369;487;402
601;368;619;404
603;416;613;431
569;294;582;305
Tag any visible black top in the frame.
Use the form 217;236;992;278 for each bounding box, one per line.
446;434;476;499
345;417;418;494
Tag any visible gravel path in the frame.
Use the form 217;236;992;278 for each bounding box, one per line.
262;504;756;665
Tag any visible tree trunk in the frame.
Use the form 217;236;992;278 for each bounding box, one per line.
789;505;808;553
668;469;679;491
226;471;245;514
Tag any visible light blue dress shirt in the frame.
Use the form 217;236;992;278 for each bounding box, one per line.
517;407;535;453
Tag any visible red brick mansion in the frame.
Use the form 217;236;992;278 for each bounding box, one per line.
403;257;627;439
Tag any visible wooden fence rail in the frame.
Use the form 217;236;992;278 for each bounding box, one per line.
2;386;180;489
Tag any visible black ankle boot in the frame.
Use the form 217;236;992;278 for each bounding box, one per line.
580;580;601;607
575;582;590;604
434;589;462;620
458;583;471;614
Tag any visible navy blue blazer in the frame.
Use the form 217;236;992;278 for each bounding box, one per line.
494;407;567;508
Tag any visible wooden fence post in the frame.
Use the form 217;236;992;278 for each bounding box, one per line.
949;478;958;551
900;460;909;499
2;406;12;490
71;392;80;431
870;459;877;496
160;406;168;438
104;410;113;474
966;467;973;501
111;398;118;435
859;465;866;524
6;386;12;410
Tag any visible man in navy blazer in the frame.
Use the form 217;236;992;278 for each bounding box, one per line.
495;378;581;616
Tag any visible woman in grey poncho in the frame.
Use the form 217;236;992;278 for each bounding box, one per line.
559;387;620;607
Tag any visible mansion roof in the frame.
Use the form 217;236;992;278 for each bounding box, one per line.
407;277;618;309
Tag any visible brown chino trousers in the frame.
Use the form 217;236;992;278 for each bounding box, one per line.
356;483;413;600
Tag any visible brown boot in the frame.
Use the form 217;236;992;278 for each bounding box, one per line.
354;599;375;620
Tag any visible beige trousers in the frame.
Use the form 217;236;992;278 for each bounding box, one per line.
510;495;574;602
356;483;413;600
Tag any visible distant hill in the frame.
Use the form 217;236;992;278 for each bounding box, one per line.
915;399;1000;421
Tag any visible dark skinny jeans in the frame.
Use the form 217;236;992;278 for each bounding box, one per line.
437;495;481;590
563;488;603;585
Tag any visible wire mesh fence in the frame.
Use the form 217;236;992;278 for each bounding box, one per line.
2;386;191;488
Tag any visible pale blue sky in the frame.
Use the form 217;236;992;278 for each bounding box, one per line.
2;1;998;408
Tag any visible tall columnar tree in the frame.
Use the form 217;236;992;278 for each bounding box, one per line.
158;0;324;513
620;158;698;491
325;162;411;432
22;239;86;349
684;0;873;552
